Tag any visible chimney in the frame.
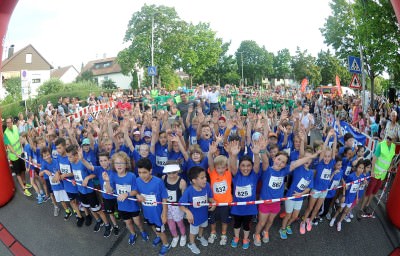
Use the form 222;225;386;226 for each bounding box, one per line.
8;45;14;59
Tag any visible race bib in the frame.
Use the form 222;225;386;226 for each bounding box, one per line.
269;176;284;190
49;175;60;185
330;180;340;190
73;170;83;182
345;166;352;176
349;183;359;193
167;190;177;202
59;163;71;174
192;195;207;208
235;185;252;198
142;194;157;206
283;148;291;156
296;178;310;191
320;169;331;180
190;136;197;145
116;184;131;195
213;180;228;194
52;149;58;158
156;156;168;167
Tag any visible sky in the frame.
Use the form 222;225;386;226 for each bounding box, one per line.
3;0;333;71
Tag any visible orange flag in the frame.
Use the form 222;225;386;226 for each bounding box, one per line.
300;78;308;93
335;75;342;97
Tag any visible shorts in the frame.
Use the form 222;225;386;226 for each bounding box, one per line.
79;192;101;212
45;179;54;194
167;205;184;222
365;177;383;196
311;189;328;199
53;190;69;203
103;198;118;214
144;219;165;233
259;202;281;214
208;206;231;224
67;192;79;201
119;210;140;221
189;221;208;235
341;202;353;208
285;199;303;213
11;158;26;175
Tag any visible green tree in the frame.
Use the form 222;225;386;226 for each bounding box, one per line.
102;79;117;89
273;48;292;80
76;70;94;83
37;78;64;96
316;50;351;86
2;77;21;101
291;47;321;86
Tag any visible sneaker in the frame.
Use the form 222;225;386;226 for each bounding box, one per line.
262;231;269;243
344;215;351;223
180;235;187;247
53;206;60;217
337;222;342;232
25;184;32;189
329;218;336;227
37;195;44;204
23;189;32;197
153;236;162;246
306;218;312;232
114;211;120;220
286;226;293;235
300;222;306;235
171;237;179;248
326;212;332;220
349;211;354;219
85;214;93;226
208;233;217;244
159;244;171;256
253;234;261;246
43;195;50;202
219;235;227;246
187;243;200;254
312;218;319;226
196;236;208;247
64;210;72;221
128;233;137;245
103;225;112;237
141;231;149;241
242;239;250;250
113;225;120;236
94;219;104;232
279;229;287;240
231;237;239;248
76;217;85;227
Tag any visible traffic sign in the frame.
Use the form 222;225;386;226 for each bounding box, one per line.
349;73;361;89
348;56;361;74
147;66;157;76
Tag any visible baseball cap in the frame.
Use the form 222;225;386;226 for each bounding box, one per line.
268;132;278;138
163;164;180;174
144;131;152;138
218;116;226;122
133;130;140;135
82;138;90;145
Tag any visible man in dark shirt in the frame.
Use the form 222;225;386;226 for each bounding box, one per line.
177;91;197;123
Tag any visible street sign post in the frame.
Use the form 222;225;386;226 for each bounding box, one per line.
147;66;157;76
349;73;361;89
348;56;362;74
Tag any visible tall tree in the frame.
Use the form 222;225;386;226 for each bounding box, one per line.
273;48;292;81
291;47;321;87
316;50;351;86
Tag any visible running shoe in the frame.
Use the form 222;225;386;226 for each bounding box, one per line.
219;235;227;246
286;225;293;235
180;235;187;247
153;236;161;246
128;233;137;245
94;219;104;232
337;222;342;232
85;214;93;226
113;225;120;236
25;184;32;189
349;210;354;219
326;212;332;220
279;229;287;240
208;233;217;244
196;236;208;247
53;206;60;217
141;231;149;241
262;231;269;243
37;195;44;204
43;194;50;202
187;243;200;254
23;189;32;197
76;217;85;227
306;218;312;232
231;237;239;248
253;234;261;246
329;218;336;227
242;239;250;250
171;237;179;248
103;225;112;238
344;215;351;223
64;210;72;221
300;222;306;235
159;244;171;256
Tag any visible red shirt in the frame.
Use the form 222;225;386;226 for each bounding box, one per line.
117;101;132;111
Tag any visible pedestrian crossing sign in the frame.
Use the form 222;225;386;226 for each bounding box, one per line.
148;66;157;76
348;56;361;74
349;73;361;89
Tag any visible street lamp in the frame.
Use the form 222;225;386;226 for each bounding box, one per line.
238;51;244;86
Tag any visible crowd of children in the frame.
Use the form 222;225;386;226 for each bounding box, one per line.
11;87;381;256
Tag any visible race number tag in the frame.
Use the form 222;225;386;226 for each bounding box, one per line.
192;195;207;208
269;176;284;190
49;175;60;185
190;136;197;145
156;156;168;167
167;190;177;202
213;180;228;194
350;183;359;193
320;169;331;180
116;184;131;195
73;170;83;182
59;163;71;174
330;180;340;190
345;166;352;176
296;178;310;191
142;194;157;206
235;185;252;198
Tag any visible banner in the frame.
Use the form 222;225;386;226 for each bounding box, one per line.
300;78;308;93
335;75;342;97
333;120;367;146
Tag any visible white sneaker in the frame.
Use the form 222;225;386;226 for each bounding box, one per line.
171;236;179;248
329;218;336;227
326;212;332;220
349;211;354;219
196;236;208;247
344;215;351;223
187;243;200;254
54;206;60;217
219;235;227;246
208;233;217;244
337;222;342;231
180;235;187;247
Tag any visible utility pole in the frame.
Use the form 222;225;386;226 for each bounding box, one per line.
151;16;154;90
238;51;244;86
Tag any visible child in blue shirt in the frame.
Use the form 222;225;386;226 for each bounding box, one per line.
136;158;170;256
179;167;216;255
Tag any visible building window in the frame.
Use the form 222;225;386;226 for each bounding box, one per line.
103;62;112;68
104;76;108;81
32;78;41;83
26;53;32;64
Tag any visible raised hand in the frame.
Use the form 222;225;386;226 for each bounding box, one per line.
230;140;240;156
209;141;218;155
251;140;261;155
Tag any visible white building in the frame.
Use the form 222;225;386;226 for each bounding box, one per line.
50;65;79;83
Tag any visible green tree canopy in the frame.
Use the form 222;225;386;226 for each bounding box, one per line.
273;48;292;80
291;47;321;86
37;78;64;96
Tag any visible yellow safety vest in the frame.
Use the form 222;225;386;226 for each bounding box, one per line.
4;125;22;161
374;141;395;180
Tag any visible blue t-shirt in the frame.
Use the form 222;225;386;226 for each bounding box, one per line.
286;166;314;201
50;143;58;159
326;169;344;198
182;157;209;183
289;149;300;162
344;172;364;204
136;176;168;227
70;161;94;194
260;166;290;200
188;125;197;145
197;138;212;153
132;151;156;175
357;173;369;199
41;158;63;191
313;159;335;191
110;172;140;212
58;155;78;194
179;183;213;226
231;170;260;216
93;166;114;200
83;147;99;166
154;142;169;176
23;143;33;169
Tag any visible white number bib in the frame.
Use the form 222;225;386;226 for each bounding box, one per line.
213;180;227;194
269;176;284;190
235;185;252;198
59;163;71;174
156;156;168;167
320;169;331;180
192;195;207;208
167;190;177;202
349;183;359;193
49;175;60;185
345;166;352;176
142;194;157;206
116;184;131;195
296;178;310;191
190;136;197;145
330;180;340;190
52;149;58;158
283;148;291;156
73;170;83;182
